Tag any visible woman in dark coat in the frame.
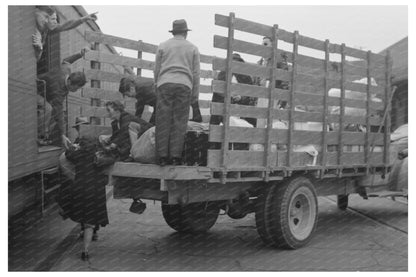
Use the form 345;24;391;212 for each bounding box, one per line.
64;136;109;261
210;53;257;127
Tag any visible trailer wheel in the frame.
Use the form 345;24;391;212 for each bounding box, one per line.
161;202;220;233
255;184;277;245
256;176;318;249
337;194;349;210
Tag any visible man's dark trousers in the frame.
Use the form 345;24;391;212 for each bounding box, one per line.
155;83;191;159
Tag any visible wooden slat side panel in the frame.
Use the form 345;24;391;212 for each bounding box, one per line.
207;150;384;169
215;14;386;65
85;69;212;94
213;57;291;81
214;35;293;61
81;101;209;117
85;30;144;51
85;69;153;83
210;102;381;125
215;14;295;45
85;51;214;79
85;50;154;70
209;125;384;145
85;31;214;64
211;80;383;111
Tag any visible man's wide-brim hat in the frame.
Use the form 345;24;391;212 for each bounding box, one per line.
72;117;89;128
169;19;191;33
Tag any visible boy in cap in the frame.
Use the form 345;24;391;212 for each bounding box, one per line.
154;19;201;166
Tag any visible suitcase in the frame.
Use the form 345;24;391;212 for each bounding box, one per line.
182;130;209;166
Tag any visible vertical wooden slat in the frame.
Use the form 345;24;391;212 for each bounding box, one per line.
264;24;278;181
287;31;299;168
137;40;143;77
220;12;235;184
384;50;392;174
320;39;330;177
338;43;346;170
365;50;372;170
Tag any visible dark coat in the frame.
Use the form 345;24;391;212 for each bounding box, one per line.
110;111;153;160
64;138;109;227
133;80;157;122
210;71;256;127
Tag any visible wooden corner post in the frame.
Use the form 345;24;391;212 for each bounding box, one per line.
384;50;392;174
137;40;143;77
365;50;372;171
320;39;330;178
287;31;299;168
264;24;279;182
220;12;235;184
338;43;346;173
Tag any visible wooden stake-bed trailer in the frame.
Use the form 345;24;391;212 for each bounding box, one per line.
82;13;394;249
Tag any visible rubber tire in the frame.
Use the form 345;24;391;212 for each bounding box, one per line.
255;184;278;246
162;202;220;233
337;195;349;210
256;176;318;249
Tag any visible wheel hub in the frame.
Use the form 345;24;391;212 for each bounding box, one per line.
288;187;317;240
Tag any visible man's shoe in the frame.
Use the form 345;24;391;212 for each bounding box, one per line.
123;157;134;162
171;157;183;166
158;157;169;166
81;251;89;261
129;199;146;214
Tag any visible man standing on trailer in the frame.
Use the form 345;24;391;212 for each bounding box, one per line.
153;19;201;166
38;48;89;147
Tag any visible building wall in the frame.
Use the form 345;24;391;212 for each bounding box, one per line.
55;6;125;141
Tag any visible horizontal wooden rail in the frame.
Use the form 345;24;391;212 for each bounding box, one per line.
82;87;126;101
85;31;214;64
211;81;384;110
85;69;212;94
210;103;382;125
208;125;385;145
85;50;214;79
207;149;384;168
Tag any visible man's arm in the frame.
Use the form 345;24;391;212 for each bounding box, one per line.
135;101;145;118
153;46;163;85
51;13;97;34
60;48;88;73
191;48;201;104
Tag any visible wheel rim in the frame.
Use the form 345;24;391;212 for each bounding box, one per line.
288;187;317;241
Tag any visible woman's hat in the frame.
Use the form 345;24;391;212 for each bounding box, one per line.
169;19;191;33
72;117;90;128
232;53;245;62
